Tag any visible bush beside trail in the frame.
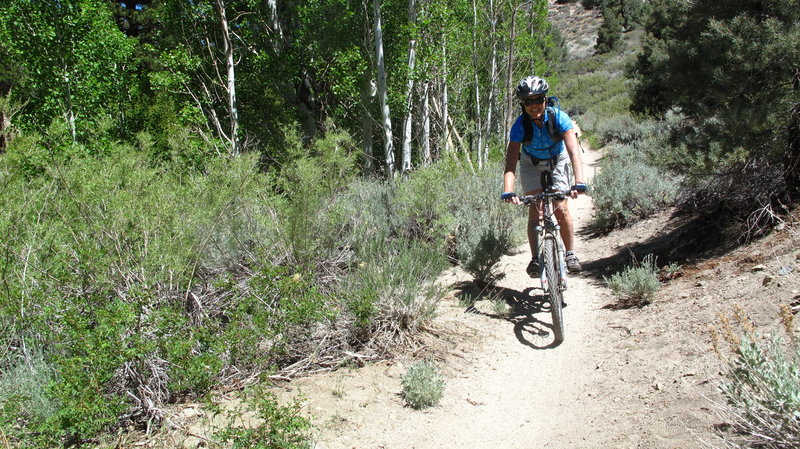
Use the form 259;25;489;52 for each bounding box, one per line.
0;125;524;447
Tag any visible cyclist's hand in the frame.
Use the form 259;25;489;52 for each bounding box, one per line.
501;192;521;205
570;183;588;199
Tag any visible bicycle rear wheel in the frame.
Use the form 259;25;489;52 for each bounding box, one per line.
543;236;565;344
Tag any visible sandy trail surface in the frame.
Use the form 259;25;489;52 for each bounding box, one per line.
271;145;722;449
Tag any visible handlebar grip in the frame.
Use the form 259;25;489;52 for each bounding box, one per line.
501;192;517;200
572;184;588;193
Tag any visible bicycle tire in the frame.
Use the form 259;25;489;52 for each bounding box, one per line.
543;236;565;344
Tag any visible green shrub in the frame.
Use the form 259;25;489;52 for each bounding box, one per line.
221;264;333;370
348;241;447;332
276;128;359;268
720;332;800;448
0;349;60;446
604;253;660;306
394;164;454;244
214;388;312;449
447;165;521;285
591;144;678;229
401;360;445;410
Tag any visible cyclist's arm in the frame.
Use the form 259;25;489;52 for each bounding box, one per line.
503;141;522;203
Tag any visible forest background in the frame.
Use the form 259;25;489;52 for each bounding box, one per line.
0;0;798;447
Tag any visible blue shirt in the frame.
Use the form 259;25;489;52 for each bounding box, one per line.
509;108;573;160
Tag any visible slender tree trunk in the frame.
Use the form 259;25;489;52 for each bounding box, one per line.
267;0;283;40
485;0;498;165
64;71;76;142
401;0;417;174
421;80;431;166
362;77;376;174
505;0;519;137
374;0;395;176
216;0;239;156
441;40;450;155
472;0;483;169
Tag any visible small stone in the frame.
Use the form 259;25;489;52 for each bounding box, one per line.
695;281;707;288
181;407;201;419
775;223;786;231
654;383;664;391
752;264;767;272
763;274;775;286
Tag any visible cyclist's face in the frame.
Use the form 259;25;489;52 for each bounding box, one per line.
522;95;546;120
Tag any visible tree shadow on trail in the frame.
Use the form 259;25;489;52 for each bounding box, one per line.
577;211;744;282
451;282;562;349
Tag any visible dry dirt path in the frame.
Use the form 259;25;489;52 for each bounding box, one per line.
271;145;722;449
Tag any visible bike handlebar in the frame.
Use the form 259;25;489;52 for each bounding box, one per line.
501;184;587;204
519;191;569;204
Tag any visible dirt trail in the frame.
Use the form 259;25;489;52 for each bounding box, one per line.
269;145;722;449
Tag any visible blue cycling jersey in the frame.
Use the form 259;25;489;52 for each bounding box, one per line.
509;108;573;160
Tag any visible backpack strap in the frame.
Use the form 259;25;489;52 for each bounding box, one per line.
521;106;563;145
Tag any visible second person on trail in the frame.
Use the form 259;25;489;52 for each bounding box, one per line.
500;75;586;276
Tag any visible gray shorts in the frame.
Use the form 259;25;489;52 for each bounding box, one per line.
519;150;571;194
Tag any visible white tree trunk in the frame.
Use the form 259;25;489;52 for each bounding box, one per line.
421;80;431;165
217;0;239;156
64;71;76;142
267;0;283;40
362;78;376;174
472;0;483;169
441;40;450;155
401;0;417;174
505;0;519;137
485;0;498;166
374;0;395;176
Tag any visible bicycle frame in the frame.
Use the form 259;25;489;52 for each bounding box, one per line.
520;188;570;344
522;190;569;294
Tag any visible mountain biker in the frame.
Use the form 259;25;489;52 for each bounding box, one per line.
501;75;586;276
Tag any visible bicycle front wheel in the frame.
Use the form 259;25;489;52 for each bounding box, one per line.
543;237;565;344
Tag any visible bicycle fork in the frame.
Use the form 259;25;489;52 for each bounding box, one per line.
536;225;569;293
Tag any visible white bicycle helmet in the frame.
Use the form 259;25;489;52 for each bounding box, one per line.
515;76;549;99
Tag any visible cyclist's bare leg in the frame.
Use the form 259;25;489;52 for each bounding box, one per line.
553;199;575;252
527;202;540;256
524;188;544;256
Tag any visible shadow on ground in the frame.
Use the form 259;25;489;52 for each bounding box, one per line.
578;211;744;280
450;281;562;349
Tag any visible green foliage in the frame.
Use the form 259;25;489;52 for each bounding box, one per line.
277;127;359;267
596;3;623;54
0;0;137;138
0;144;290;444
630;0;800;193
720;331;800;448
348;241;447;331
401;360;445;410
214;388;312;449
447;166;518;285
222;265;333;370
604;253;660;306
394;164;455;244
590;143;678;229
0;349;60;446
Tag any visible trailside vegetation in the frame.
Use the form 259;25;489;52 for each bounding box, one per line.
629;0;800;237
0;0;562;445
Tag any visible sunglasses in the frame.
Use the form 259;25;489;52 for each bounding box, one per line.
522;97;547;106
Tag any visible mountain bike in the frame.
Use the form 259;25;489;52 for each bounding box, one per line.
516;174;586;345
